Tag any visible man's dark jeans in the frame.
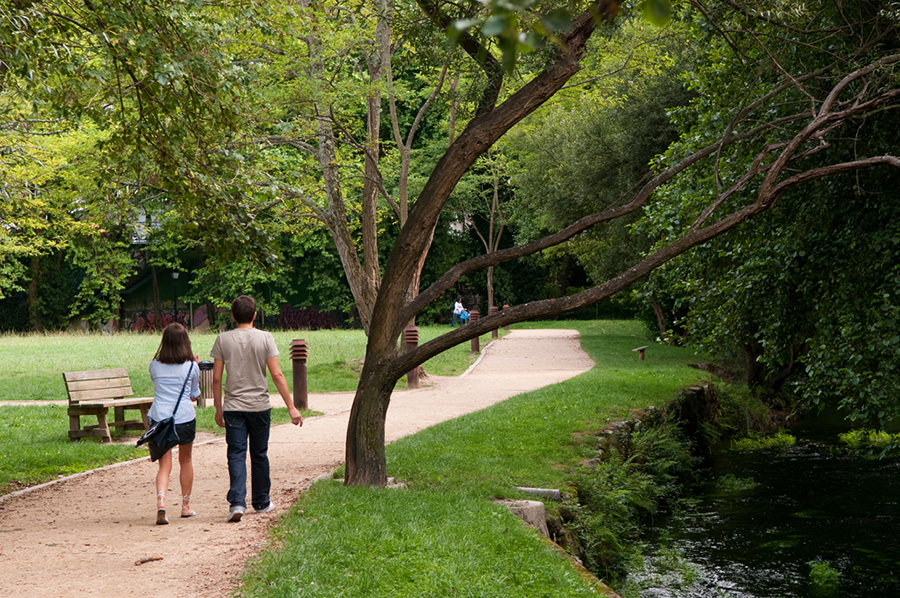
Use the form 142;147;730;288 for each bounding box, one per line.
224;409;272;510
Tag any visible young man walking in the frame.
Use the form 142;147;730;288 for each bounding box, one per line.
212;295;303;522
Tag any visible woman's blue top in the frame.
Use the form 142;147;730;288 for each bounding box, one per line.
148;360;199;424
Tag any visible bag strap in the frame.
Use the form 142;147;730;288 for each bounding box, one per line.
170;362;194;418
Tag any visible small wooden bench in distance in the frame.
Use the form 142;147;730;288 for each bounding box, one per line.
63;369;153;443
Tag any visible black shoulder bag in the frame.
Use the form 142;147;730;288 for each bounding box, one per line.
137;362;194;462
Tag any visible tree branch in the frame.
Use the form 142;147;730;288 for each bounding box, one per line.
415;0;503;114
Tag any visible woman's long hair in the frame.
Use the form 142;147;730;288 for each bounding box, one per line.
154;323;194;364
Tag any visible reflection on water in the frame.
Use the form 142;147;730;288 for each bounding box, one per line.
635;421;900;598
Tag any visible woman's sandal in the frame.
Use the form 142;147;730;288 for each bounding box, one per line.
181;494;196;518
156;491;168;525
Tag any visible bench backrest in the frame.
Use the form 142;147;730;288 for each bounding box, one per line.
63;369;134;404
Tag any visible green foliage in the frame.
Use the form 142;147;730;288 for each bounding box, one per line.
808;560;841;591
507;20;693;288
837;428;900;458
715;473;758;493
632;2;900;423
0;1;295;328
0;115;125;324
66;236;135;324
730;431;795;452
572;415;697;584
448;0;673;73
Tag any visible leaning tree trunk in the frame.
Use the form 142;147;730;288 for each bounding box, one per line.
344;348;397;485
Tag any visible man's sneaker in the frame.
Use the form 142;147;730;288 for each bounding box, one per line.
227;505;245;522
255;501;275;514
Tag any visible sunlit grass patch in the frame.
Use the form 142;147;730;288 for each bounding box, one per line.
240;482;600;598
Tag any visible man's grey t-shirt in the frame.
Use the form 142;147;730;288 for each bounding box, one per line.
210;327;279;412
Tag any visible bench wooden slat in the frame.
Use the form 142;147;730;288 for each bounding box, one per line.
77;396;153;408
67;386;135;403
63;369;129;382
65;377;131;392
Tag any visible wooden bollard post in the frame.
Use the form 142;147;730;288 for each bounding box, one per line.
289;339;309;410
503;305;510;331
490;305;499;338
469;310;480;353
403;326;420;389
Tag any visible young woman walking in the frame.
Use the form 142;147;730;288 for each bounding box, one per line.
148;323;200;524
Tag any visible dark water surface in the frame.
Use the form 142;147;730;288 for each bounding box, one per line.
637;421;900;597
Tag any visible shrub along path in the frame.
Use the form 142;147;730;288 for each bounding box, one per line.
0;330;594;598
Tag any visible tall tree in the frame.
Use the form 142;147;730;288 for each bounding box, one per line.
1;0;265;325
341;0;900;485
232;0;458;333
630;1;900;423
507;4;900;423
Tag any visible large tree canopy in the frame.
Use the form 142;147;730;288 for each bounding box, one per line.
630;1;900;423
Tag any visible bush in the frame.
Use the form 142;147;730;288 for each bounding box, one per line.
571;414;697;585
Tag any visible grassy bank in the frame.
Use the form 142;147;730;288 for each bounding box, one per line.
0;325;495;494
239;320;710;597
0;325;488;402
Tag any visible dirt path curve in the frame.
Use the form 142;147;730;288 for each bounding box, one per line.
0;330;594;598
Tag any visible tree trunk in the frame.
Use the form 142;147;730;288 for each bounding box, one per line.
361;0;390;296
26;256;42;332
486;265;494;311
742;342;762;387
344;342;397;485
651;295;668;339
151;265;162;330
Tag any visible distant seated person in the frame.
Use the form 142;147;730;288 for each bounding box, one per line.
459;310;470;324
451;297;464;328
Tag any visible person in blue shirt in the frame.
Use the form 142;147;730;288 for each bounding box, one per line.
148;323;200;525
451;297;465;327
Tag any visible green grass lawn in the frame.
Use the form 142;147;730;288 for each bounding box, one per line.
238;320;711;597
0;325;492;402
0;325;500;494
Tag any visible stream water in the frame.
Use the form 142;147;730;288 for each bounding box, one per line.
632;415;900;598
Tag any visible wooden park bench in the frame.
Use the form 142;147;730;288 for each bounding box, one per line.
63;369;153;443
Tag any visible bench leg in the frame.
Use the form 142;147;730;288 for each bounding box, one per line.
69;413;82;441
96;411;112;443
139;405;151;430
68;407;112;442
